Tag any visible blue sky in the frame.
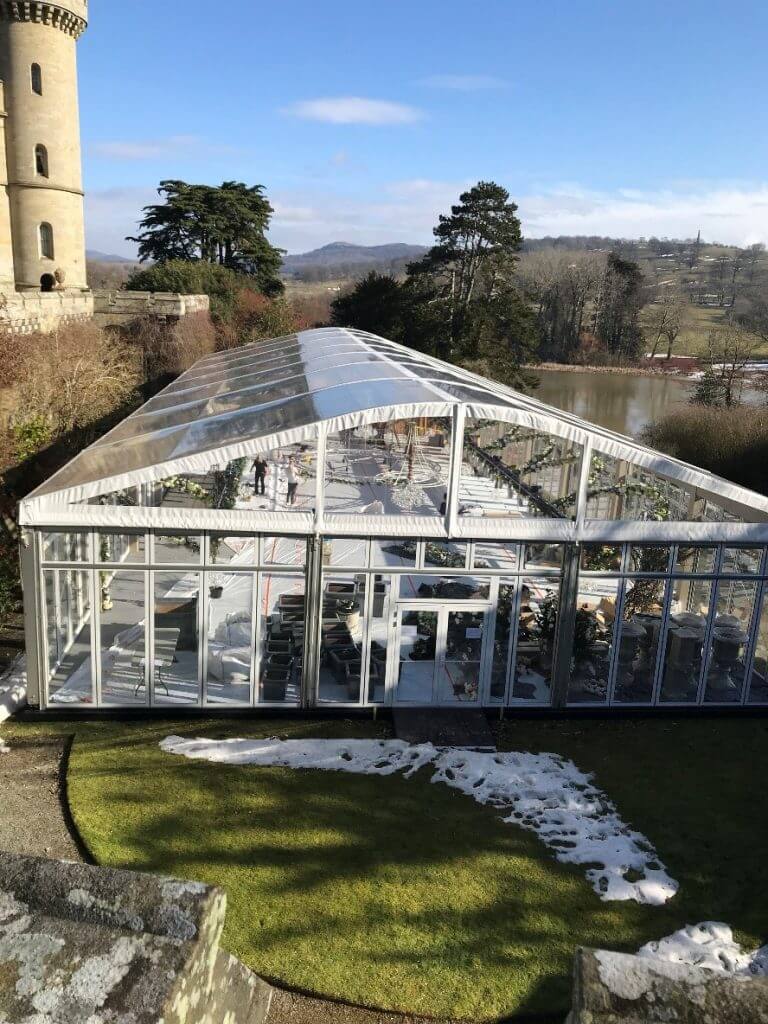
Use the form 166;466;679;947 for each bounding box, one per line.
81;0;768;256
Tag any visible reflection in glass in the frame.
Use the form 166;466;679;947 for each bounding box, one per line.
367;575;391;703
721;547;763;575
99;532;145;565
612;577;666;703
423;541;468;569
206;572;254;704
324;418;450;516
580;545;621;572
396;609;436;702
396;575;490;601
155;534;201;564
673;545;716;574
524;544;563;570
262;536;307;566
45;569;93;705
628;545;671;574
371;538;417;567
319;574;366;703
259;574;303;704
99;570;146;704
512;578;559;702
748;589;768;704
153;571;200;704
459;419;582;519
703;579;758;703
209;535;256;566
659;578;713;702
567;577;619;703
323;537;368;568
438;610;485;702
42;531;90;562
473;542;519;571
489;582;515;703
586;450;694;522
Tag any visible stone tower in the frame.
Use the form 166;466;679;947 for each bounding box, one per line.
0;0;88;292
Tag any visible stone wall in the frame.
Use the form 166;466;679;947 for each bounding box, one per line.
0;852;273;1024
0;289;94;333
93;290;210;328
568;947;768;1023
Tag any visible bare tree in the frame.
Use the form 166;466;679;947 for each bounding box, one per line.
642;287;687;359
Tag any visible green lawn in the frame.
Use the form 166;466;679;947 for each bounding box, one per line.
4;716;768;1022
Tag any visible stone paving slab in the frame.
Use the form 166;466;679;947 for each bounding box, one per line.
393;707;496;749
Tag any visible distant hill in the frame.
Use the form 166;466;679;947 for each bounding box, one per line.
283;241;428;282
86;250;138;264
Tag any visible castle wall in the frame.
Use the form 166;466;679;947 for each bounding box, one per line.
93;290;211;327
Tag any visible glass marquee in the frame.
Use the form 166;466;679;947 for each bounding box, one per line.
17;328;768;712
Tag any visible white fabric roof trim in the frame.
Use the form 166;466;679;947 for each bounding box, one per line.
20;327;768;525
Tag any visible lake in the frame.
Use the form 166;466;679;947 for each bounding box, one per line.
533;368;692;437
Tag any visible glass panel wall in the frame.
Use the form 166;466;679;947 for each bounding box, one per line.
206;572;255;704
324;418;450;516
42;532;90;562
319;574;366;703
259;574;304;703
459;420;582;520
566;576;619;704
367;575;391;703
99;570;146;705
612;577;666;703
489;581;515;703
702;578;759;703
437;610;485;703
396;609;437;702
748;588;768;704
153;571;201;704
513;577;560;702
658;578;713;703
99;532;145;565
44;569;93;704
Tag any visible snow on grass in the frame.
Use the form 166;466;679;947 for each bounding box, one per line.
638;923;768;976
160;736;678;906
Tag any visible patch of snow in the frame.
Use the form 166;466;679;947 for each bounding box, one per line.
638;922;768;976
160;736;678;905
0;655;27;723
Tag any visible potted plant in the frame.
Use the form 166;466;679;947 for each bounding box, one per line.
209;573;224;599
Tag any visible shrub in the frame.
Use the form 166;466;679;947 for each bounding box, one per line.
642;404;768;496
125;311;217;383
126;260;256;322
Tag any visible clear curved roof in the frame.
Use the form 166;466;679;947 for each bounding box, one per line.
23;326;768;523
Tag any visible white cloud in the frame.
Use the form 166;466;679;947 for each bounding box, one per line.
90;135;203;160
85;186;156;256
419;74;509;91
520;183;768;245
283;97;423;125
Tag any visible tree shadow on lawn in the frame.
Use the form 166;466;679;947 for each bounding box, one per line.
65;719;723;1022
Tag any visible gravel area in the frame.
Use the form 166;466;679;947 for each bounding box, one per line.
269;989;467;1024
0;733;86;862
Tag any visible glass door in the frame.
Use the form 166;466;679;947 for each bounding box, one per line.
395;607;438;702
436;609;486;703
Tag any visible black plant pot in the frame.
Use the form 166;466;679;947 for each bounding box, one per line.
209;585;223;599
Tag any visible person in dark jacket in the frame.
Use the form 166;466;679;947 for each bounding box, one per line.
253;456;268;495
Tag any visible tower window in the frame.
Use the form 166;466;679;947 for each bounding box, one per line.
39;223;54;260
35;144;48;177
31;63;42;95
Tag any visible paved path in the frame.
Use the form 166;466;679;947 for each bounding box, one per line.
0;733;86;861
